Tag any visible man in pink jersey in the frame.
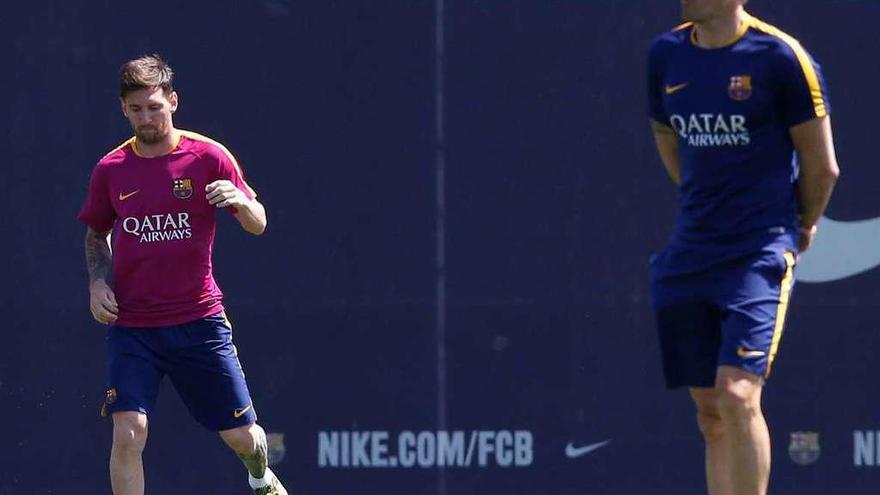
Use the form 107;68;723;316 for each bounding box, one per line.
78;55;288;495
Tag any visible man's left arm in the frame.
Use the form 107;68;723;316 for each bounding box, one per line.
790;116;840;252
206;180;267;235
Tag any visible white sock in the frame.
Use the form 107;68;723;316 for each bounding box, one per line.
249;467;274;489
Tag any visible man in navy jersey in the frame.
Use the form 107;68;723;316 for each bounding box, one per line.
647;1;839;494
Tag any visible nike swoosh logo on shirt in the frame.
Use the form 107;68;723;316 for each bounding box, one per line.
665;82;688;95
118;190;140;201
233;405;252;418
565;440;611;459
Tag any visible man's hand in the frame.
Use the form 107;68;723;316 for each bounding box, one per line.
206;180;267;235
206;180;251;209
798;224;818;253
89;279;118;325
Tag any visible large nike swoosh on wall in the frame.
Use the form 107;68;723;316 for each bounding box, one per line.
796;216;880;283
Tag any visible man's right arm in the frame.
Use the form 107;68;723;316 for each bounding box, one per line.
85;227;118;324
651;119;681;185
790;116;840;253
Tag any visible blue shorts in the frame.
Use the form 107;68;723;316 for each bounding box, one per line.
103;312;257;431
650;247;796;388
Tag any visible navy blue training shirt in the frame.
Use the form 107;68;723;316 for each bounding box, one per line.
648;12;830;276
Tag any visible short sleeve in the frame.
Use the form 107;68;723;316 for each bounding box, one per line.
214;146;257;214
217;151;256;200
647;40;669;124
77;164;116;232
776;42;831;128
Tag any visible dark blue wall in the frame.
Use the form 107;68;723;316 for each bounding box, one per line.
4;1;880;493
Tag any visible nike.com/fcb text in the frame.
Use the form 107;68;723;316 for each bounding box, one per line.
318;430;534;468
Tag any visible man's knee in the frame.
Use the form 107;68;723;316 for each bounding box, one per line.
715;367;763;420
221;423;265;454
691;389;725;440
695;406;726;440
112;412;148;453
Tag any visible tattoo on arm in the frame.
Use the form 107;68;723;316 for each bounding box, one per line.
237;430;268;478
84;228;112;284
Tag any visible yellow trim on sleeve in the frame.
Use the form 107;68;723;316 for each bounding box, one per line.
178;129;257;197
749;17;828;118
101;137;136;160
765;251;796;378
673;22;694;32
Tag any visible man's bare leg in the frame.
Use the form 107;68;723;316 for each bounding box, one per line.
221;423;268;478
220;422;288;494
716;365;770;495
691;387;733;495
110;412;148;495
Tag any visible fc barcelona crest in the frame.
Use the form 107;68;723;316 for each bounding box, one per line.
100;387;117;417
728;75;752;101
172;177;193;199
788;431;821;465
266;432;287;466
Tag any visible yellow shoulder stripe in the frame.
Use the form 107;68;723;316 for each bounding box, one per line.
749;17;827;118
179;130;257;197
101;137;135;160
672;22;693;32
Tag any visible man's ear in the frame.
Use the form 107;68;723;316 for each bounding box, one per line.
169;91;179;113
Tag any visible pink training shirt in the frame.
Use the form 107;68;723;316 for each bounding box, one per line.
78;130;257;327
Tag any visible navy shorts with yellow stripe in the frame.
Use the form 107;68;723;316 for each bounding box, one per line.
650;247;796;388
103;312;257;431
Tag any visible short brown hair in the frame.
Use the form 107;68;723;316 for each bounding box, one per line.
119;54;174;98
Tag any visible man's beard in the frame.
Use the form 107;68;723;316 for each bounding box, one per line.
136;125;167;145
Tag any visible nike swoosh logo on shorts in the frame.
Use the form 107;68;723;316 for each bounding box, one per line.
736;347;766;358
797;216;880;283
565;439;611;458
233;405;252;418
